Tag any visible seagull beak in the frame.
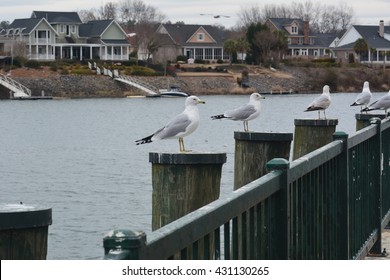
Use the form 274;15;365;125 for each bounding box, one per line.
198;99;205;104
260;95;265;99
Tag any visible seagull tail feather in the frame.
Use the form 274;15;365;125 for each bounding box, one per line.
135;134;154;145
211;114;227;120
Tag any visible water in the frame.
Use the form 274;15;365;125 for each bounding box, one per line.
0;92;384;259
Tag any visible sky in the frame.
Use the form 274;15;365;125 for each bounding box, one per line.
1;0;389;28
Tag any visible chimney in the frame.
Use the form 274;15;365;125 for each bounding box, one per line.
303;21;309;45
379;20;384;37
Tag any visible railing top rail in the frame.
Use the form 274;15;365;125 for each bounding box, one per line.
348;121;378;148
290;140;343;181
142;171;283;259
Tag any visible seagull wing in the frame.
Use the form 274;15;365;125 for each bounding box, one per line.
153;113;191;140
224;104;257;120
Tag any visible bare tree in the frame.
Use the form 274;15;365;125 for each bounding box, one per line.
78;9;98;22
98;2;117;20
236;0;354;33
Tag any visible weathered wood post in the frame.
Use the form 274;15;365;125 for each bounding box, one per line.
150;152;226;230
355;113;386;131
234;132;293;190
0;204;52;259
293;119;338;160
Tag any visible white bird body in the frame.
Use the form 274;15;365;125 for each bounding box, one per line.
361;90;390;114
136;96;205;152
351;81;372;110
305;85;331;119
211;92;265;132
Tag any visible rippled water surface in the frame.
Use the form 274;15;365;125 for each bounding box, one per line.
0;92;384;259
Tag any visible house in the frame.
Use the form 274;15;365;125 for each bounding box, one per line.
333;20;390;65
0;11;131;61
265;18;336;58
153;23;230;63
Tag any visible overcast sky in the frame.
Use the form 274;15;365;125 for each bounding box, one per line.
1;0;389;27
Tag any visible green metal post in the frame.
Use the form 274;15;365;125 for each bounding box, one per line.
103;229;146;260
355;113;386;131
293;119;338;160
370;118;383;254
234;132;293;190
150;152;226;230
332;131;350;259
266;158;290;259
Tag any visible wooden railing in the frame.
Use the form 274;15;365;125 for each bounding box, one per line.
103;117;390;260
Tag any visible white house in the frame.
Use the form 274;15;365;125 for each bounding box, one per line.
0;11;131;61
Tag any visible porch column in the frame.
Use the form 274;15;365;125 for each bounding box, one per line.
80;46;82;61
90;46;93;60
70;46;73;59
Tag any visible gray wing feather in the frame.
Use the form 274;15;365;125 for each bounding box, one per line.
155;113;191;139
225;104;256;120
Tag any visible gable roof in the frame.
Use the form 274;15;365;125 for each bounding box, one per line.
31;11;82;24
8;18;57;35
158;23;226;46
354;25;390;49
79;20;113;37
267;18;312;36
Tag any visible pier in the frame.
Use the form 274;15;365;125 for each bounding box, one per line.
102;116;390;260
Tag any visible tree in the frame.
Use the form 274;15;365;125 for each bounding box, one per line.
98;2;117;20
0;21;10;29
354;38;368;62
236;0;354;33
223;39;237;64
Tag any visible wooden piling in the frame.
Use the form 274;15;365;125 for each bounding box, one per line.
355;113;386;131
293;119;338;160
150;152;226;230
0;204;52;259
234;132;293;190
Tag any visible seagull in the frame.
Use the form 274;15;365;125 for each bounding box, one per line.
305;85;331;119
200;13;230;18
211;92;265;132
350;81;372;111
135;96;205;152
361;90;390;115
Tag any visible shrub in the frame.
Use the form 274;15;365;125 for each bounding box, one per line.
26;60;40;69
176;55;187;62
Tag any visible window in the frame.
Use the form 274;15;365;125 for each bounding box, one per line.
195;48;204;60
205;48;213;60
197;33;204;41
298;37;303;45
291;25;298;34
214;48;222;60
60;24;65;33
71;25;76;34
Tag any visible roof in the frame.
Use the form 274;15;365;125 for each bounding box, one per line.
267;18;312;36
31;11;82;24
313;33;338;48
159;23;227;46
354;25;390;49
8;18;48;34
79;20;113;37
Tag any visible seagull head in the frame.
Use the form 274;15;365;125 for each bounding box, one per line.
363;81;371;92
186;95;205;106
323;85;330;94
250;92;265;102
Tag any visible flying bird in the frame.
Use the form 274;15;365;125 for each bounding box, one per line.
135;96;205;152
361;90;390;115
211;92;265;132
200;13;230;18
350;81;372;111
305;85;331;119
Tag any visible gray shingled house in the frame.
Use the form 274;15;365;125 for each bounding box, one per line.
0;11;131;61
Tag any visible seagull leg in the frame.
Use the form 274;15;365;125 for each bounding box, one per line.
179;138;191;153
318;111;320;119
243;121;249;132
323;110;327;120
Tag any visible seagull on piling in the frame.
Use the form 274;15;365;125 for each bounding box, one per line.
211;92;265;132
135;96;205;152
304;85;331;119
361;90;390;115
350;81;372;112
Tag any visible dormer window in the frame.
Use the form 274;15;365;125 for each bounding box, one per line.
197;33;205;41
291;25;298;34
